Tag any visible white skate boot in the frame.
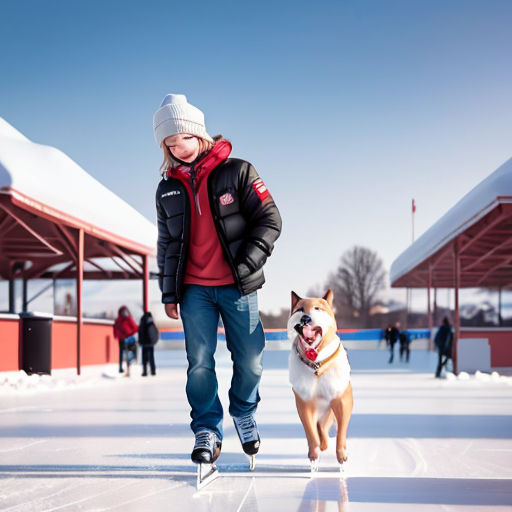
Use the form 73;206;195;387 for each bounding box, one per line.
191;430;222;489
233;414;260;471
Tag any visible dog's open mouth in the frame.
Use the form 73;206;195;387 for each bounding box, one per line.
296;323;323;345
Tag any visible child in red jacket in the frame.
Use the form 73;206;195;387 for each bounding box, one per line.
114;305;138;376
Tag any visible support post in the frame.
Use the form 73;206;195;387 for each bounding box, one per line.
427;263;433;351
498;287;503;327
433;287;437;327
52;279;56;315
8;278;15;313
22;276;28;312
143;254;149;313
76;228;84;376
453;238;460;375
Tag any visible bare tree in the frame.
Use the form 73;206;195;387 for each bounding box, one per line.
327;246;386;327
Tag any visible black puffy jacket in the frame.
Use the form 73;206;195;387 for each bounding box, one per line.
155;148;282;304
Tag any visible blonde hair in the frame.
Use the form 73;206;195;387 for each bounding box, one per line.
159;134;224;175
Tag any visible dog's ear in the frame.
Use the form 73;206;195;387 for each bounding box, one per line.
291;291;302;311
323;289;334;307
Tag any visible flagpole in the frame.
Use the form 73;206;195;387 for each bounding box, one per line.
407;199;416;328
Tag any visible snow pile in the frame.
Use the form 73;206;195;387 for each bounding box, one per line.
444;370;512;385
0;364;134;395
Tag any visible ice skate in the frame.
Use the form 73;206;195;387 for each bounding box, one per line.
233;414;260;471
191;430;222;490
310;458;319;473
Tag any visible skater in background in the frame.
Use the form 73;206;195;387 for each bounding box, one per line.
113;305;138;376
153;94;282;474
384;324;392;347
138;311;159;376
386;322;400;363
435;317;453;378
399;329;411;362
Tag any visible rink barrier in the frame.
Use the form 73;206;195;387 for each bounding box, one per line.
3;312;511;372
0;314;117;373
158;327;432;342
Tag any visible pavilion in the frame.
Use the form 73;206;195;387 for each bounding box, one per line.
390;157;512;372
0;118;157;374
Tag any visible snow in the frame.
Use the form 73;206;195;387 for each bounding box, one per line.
390;156;512;285
0;117;157;253
1;347;512;511
0;364;124;396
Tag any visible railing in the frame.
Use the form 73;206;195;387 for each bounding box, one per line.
159;328;432;342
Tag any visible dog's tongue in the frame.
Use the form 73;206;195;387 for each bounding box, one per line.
302;324;320;344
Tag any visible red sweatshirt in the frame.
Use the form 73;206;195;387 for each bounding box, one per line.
114;315;138;340
168;140;235;287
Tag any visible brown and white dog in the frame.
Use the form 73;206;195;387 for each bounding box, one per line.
287;289;353;469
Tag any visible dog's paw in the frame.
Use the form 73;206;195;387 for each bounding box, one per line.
308;445;320;461
336;443;348;464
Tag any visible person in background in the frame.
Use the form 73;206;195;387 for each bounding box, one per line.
399;329;411;363
138;311;159;376
386;322;400;363
435;317;453;378
114;305;138;376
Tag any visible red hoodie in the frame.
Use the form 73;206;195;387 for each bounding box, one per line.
114;314;138;340
167;140;235;287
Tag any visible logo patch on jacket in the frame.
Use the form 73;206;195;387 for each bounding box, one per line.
161;190;181;198
252;178;270;202
220;192;235;206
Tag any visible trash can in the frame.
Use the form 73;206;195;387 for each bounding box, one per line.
19;312;53;375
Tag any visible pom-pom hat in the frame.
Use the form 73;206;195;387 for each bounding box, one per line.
153;94;213;147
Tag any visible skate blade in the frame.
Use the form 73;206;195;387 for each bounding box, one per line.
308;462;346;479
248;454;256;471
196;463;219;490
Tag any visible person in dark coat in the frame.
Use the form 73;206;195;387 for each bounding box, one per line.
384;325;392;346
138;311;159;376
399;330;411;363
435;317;453;378
113;305;138;375
386;322;400;363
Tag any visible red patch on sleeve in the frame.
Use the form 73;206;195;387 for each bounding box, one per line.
252;178;270;202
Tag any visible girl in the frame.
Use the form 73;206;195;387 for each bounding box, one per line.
153;94;282;469
113;305;138;377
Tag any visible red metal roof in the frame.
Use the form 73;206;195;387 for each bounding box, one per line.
391;158;512;289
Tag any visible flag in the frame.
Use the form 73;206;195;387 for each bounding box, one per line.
412;198;416;214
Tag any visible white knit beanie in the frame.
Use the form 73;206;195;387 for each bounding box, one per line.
153;94;213;147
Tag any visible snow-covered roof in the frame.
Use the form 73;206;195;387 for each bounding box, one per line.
390;157;512;286
0;118;156;255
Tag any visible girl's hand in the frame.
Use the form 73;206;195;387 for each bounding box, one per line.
165;303;179;319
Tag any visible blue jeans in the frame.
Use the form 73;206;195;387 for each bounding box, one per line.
180;284;265;440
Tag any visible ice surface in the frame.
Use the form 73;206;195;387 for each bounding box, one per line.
1;347;511;511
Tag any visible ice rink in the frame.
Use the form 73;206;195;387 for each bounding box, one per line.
1;345;512;511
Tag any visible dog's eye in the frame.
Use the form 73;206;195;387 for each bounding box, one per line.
295;307;304;313
314;307;322;311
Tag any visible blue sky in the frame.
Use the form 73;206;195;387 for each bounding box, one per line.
1;0;511;314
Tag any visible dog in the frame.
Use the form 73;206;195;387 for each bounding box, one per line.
287;289;353;468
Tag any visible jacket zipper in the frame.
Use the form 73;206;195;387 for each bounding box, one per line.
206;173;243;293
189;166;202;215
